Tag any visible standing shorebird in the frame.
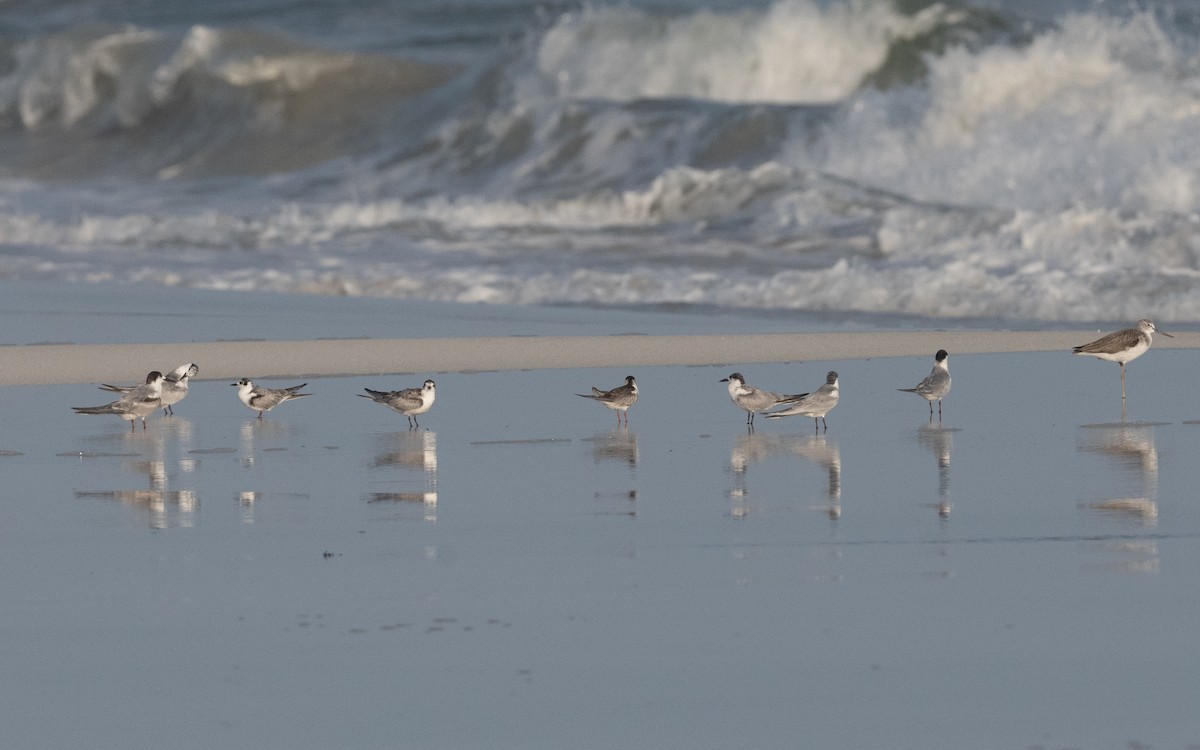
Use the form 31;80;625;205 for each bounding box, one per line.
1073;319;1172;401
73;371;164;431
577;375;638;425
719;372;807;426
231;379;311;420
765;371;840;431
898;350;952;419
100;362;198;416
359;379;437;429
763;369;840;429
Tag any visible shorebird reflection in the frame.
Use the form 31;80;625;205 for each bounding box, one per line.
1077;423;1160;526
728;432;841;518
371;430;439;473
367;431;438;520
366;492;439;522
76;489;198;529
584;429;639;465
237;490;312;524
1075;422;1161;574
1080;417;1161;571
916;423;958;518
74;417;198;528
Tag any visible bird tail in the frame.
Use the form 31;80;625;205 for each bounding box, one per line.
97;383;128;393
763;406;803;419
776;392;809;404
360;388;387;400
73;405;116;415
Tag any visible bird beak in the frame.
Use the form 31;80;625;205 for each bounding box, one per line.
1159;329;1175;338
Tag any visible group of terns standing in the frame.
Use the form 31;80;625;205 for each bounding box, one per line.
71;320;1169;433
581;319;1170;430
573;350;948;431
73;365;438;431
718;348;948;432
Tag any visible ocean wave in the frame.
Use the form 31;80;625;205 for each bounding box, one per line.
810;11;1200;213
0;23;459;178
5;163;1200;321
535;0;1003;104
3;0;1200;325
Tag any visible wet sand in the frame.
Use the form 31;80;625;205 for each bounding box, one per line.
2;279;1198;386
2;281;1199;749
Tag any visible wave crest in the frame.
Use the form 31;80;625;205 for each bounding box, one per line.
536;0;982;104
0;24;459;177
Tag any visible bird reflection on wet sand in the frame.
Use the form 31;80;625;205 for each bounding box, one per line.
1077;422;1163;573
72;417;199;528
75;489;198;529
1077;422;1161;523
238;419;296;468
915;423;958;519
371;430;439;472
367;431;438;520
728;432;841;519
582;429;638;466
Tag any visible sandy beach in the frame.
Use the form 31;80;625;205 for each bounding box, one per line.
3;281;1200;749
4;280;1200;386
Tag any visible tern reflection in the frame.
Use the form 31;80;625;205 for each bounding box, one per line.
728;432;841;518
915;423;958;519
238;419;293;468
371;430;439;472
76;489;198;528
74;417;199;528
583;429;638;466
367;431;438;520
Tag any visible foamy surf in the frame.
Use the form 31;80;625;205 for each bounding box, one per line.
1;0;1199;323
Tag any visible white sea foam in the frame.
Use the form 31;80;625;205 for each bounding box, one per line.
3;1;1200;324
809;12;1200;213
538;0;955;104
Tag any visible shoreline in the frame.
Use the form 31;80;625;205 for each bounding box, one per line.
3;329;1198;386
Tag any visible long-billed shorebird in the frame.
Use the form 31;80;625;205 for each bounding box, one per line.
1073;319;1172;401
765;371;840;431
719;372;807;426
898;350;951;419
577;375;638;425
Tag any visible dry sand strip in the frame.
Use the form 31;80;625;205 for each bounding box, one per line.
1;330;1197;386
